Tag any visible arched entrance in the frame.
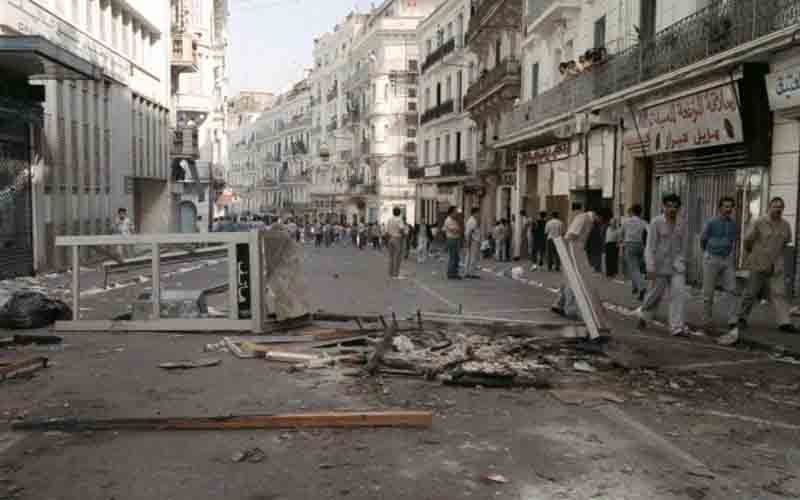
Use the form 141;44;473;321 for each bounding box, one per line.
178;201;198;233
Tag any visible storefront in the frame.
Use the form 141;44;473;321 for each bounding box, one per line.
624;65;772;285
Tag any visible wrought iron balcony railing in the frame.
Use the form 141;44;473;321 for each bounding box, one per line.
464;58;521;111
506;0;800;137
420;99;455;125
170;127;199;158
421;38;456;74
466;0;522;45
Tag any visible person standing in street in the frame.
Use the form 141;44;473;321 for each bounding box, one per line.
518;210;530;261
604;215;620;277
699;197;739;333
386;207;408;279
113;207;134;259
544;211;564;271
586;211;607;274
621;205;648;301
443;206;462;280
636;193;689;337
530;211;548;270
463;207;482;279
721;197;799;344
493;220;507;262
417;223;430;263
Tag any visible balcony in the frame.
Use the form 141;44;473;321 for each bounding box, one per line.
464;58;521;112
408;160;470;181
170;127;199;158
421;38;455;74
466;0;522;46
420;99;455;125
171;32;198;73
506;0;800;137
523;0;580;38
326;83;338;103
326;118;338;133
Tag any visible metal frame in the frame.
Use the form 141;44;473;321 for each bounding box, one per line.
55;231;267;333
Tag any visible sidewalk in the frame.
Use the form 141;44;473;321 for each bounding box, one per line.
479;255;800;356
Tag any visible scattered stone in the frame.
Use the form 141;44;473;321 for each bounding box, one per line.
481;473;508;484
231;447;266;463
572;361;596;373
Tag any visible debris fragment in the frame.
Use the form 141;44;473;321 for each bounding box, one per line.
481;473;508;484
1;357;48;381
572;361;596;373
158;358;221;370
392;335;415;353
231;447;266;463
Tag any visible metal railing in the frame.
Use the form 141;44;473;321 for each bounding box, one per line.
464;58;521;111
505;0;800;136
421;38;456;74
420;99;455;125
170;127;199;157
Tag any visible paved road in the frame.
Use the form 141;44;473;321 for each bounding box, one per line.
1;243;799;499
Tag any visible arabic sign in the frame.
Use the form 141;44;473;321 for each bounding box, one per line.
766;66;800;111
624;84;743;156
525;142;570;164
425;166;442;177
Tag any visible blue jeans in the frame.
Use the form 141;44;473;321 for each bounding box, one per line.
624;242;645;293
447;238;461;277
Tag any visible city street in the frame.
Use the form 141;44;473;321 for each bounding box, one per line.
2;243;800;499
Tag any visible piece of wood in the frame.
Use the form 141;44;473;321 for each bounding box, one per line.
261;350;320;363
312;312;382;323
13;410;434;432
159;358;221;370
1;357;48;381
307;329;363;341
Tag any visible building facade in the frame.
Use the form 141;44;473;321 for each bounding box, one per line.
497;0;800;287
412;0;477;229
1;0;173;275
170;0;229;233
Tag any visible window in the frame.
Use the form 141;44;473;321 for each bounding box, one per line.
640;0;656;41
408;101;417;111
494;38;502;65
372;83;377;103
426;39;432;57
435;138;440;163
530;62;539;98
407;128;417;138
436;82;441;106
408;59;418;72
86;0;93;33
425;88;430;110
408;87;417;98
111;7;119;49
447;22;453;40
444;134;450;163
384;84;389;101
424;140;430;165
445;75;452;101
594;16;606;49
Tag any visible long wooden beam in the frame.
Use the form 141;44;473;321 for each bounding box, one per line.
12;410;434;432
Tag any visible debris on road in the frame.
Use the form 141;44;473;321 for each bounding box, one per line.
573;361;597;373
0;356;49;381
481;473;509;484
158;358;221;370
231;447;266;463
13;410;434;431
0;291;72;329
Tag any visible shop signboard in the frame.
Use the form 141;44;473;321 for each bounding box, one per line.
525;142;570;164
766;65;800;111
624;84;743;156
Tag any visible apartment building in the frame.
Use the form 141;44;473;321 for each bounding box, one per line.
170;0;229;233
463;0;523;246
412;0;477;228
225;79;312;220
496;0;800;287
0;0;172;275
307;1;442;225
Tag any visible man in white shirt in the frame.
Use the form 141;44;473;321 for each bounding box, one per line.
385;207;408;279
113;207;134;259
463;207;482;279
544;212;564;271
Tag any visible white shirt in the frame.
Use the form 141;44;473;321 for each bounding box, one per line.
544;218;564;240
114;216;133;235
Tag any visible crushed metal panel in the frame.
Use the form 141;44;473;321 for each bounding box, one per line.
553;237;608;339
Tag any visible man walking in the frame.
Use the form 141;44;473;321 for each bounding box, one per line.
443;206;462;280
386;207;408;279
721;197;799;344
530;211;547;270
699;197;738;332
621;205;648;300
544;212;564;271
636;194;689;336
463;207;482;279
113;207;134;260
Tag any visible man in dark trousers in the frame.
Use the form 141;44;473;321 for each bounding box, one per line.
530;211;548;270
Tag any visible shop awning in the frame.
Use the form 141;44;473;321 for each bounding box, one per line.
0;36;101;80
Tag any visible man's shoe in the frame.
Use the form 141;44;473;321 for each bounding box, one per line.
779;324;800;334
717;328;739;346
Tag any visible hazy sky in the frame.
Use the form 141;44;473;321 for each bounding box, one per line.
228;0;374;95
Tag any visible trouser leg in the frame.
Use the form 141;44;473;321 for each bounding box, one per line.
737;271;766;322
767;273;791;327
641;276;669;321
719;256;738;326
702;255;721;322
668;273;687;333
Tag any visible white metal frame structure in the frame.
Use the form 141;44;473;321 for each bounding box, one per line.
55;231;267;333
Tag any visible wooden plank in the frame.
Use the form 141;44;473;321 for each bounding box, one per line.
54;319;254;332
12;410;434;432
553;237;601;339
313;312;382;323
0;357;48;381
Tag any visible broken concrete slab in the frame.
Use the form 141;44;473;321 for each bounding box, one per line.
261;231;311;321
